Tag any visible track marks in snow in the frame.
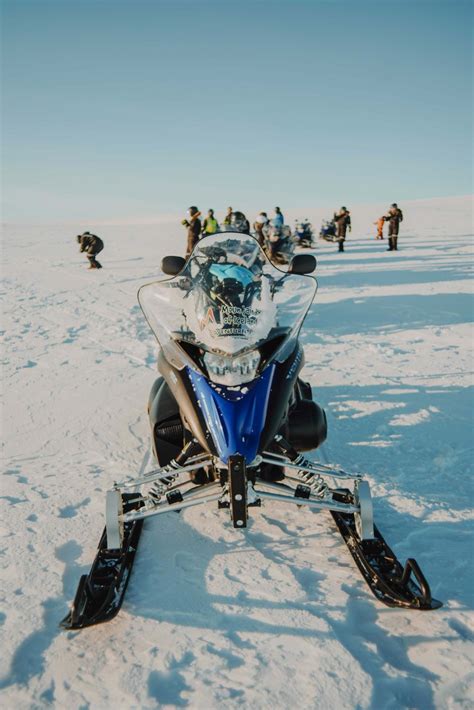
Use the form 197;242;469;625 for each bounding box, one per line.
63;324;87;344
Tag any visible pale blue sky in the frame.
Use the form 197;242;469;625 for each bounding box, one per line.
2;0;472;222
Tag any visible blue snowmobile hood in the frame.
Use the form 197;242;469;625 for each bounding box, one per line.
186;364;275;464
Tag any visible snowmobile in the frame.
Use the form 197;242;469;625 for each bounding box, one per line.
319;219;337;242
61;232;441;629
262;223;295;265
294;219;315;248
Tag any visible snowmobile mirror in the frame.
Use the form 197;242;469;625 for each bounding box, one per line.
162;255;186;276
288;254;316;275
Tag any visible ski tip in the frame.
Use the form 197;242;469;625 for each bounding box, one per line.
59;611;76;630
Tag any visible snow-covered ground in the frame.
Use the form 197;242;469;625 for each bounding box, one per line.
1;195;473;709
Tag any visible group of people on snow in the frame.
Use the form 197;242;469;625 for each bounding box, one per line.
74;202;404;271
373;203;404;250
321;203;403;252
181;206;285;257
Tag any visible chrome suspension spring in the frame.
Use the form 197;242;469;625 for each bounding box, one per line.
299;470;328;497
148;475;177;504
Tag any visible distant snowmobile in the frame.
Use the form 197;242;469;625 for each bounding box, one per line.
319;219;337;242
62;232;441;629
294;219;315;248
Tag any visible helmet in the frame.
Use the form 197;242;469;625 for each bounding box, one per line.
188;206;198;216
341;206;347;211
391;203;398;208
230;211;248;233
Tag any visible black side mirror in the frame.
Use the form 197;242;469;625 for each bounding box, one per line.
162;255;186;276
288;254;317;274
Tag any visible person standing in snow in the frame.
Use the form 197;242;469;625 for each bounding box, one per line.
374;215;386;240
77;231;104;269
333;206;351;252
253;212;269;246
385;203;403;251
201;209;219;236
181;206;202;257
272;206;284;227
223;206;233;226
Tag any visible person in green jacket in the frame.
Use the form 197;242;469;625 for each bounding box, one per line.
202;209;220;235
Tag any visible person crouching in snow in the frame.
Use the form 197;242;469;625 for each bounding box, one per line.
77;231;104;269
374;216;386;240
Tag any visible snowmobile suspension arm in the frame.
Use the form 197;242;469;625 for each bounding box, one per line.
113;455;213;489
120;488;224;522
260;453;362;481
254;485;359;514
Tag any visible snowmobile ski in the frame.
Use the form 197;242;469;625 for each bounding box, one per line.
60;493;144;629
331;493;442;610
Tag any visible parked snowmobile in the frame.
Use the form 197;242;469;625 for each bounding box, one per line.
294;219;315;248
319;219;337;242
263;223;295;265
62;232;441;629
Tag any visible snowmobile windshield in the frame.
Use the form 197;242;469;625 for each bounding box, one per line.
138;232;317;376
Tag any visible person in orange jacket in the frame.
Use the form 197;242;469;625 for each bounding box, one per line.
374;216;386;239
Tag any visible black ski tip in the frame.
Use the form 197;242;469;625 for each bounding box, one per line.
331;509;443;611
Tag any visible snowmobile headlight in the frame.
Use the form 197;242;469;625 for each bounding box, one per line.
203;350;261;386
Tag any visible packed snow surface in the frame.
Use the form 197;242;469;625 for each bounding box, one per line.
1;196;473;709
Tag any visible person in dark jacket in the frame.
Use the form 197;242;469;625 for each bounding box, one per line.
385;203;403;251
253;212;269;247
333;207;351;252
181;206;202;257
77;231;104;269
223;206;233;226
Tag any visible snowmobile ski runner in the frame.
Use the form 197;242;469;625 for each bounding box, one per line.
60;493;144;629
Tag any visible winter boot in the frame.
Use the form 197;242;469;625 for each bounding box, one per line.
387;238;394;251
393;238;398;251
